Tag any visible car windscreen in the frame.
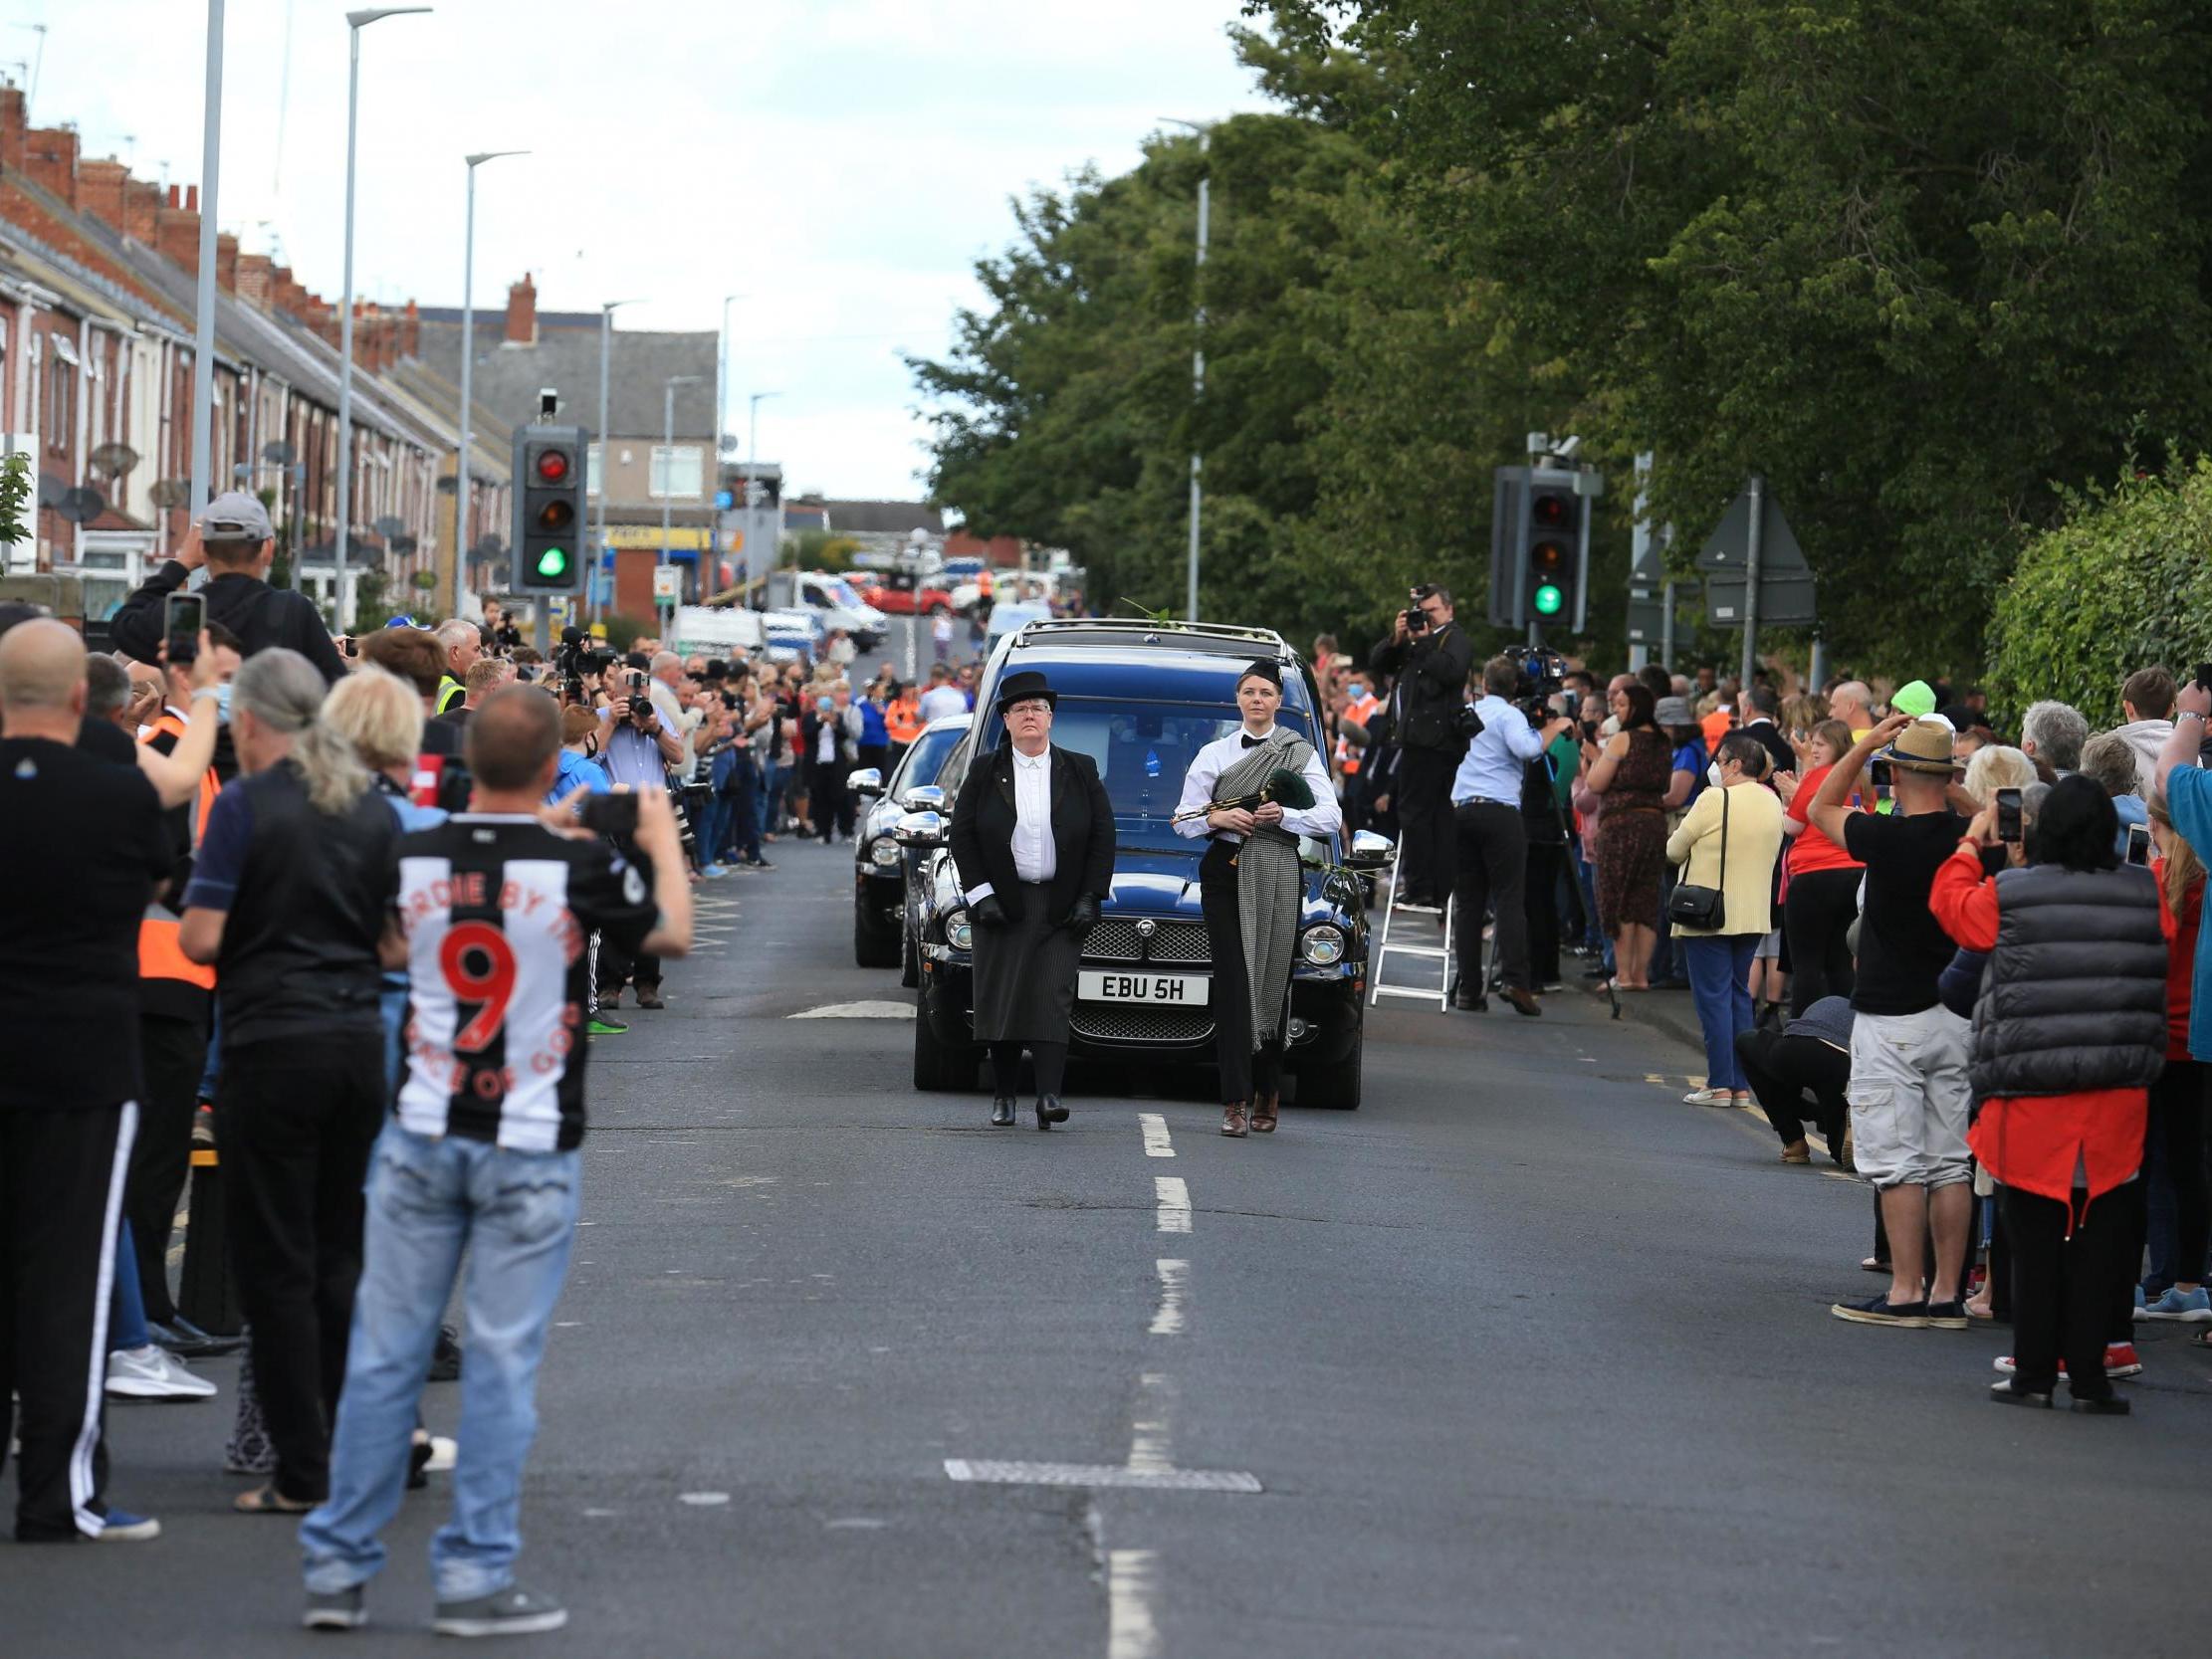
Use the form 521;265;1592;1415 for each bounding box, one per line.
819;577;866;608
978;697;1314;841
889;724;966;794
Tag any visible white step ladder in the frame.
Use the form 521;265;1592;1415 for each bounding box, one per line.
1367;857;1458;1012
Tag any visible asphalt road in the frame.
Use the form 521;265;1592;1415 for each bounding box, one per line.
8;816;2210;1657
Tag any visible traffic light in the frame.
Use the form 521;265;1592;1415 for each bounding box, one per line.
510;423;589;594
1526;485;1577;624
1488;465;1592;632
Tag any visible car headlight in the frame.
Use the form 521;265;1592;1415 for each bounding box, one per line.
869;835;901;868
945;909;973;951
1300;924;1346;966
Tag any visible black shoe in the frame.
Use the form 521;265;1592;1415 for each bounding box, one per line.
148;1317;244;1360
1034;1095;1068;1131
407;1435;433;1491
745;857;775;871
990;1097;1016;1128
2070;1394;2131;1415
1451;987;1486;1012
427;1324;462;1383
1989;1379;2052;1407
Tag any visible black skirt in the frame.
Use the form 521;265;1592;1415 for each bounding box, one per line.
971;881;1081;1044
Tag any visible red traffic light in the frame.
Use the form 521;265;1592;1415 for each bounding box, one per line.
535;448;571;484
1530;491;1572;528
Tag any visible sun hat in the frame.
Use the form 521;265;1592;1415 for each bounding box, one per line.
1880;714;1961;774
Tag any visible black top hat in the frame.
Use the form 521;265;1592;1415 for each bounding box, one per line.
995;669;1058;714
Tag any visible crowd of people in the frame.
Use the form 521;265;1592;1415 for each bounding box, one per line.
0;489;1024;1628
1306;582;2210;1413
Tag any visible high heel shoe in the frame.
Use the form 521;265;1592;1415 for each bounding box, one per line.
990;1097;1015;1128
1034;1095;1069;1131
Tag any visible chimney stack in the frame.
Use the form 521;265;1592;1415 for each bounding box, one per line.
22;123;79;206
504;274;538;346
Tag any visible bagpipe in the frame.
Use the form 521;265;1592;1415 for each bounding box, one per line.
1170;766;1318;826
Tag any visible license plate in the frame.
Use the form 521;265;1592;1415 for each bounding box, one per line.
1079;970;1210;1006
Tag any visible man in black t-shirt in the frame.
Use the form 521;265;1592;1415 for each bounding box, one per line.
301;688;691;1636
1808;713;1975;1330
0;620;170;1542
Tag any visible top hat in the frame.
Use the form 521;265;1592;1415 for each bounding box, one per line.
995;669;1057;714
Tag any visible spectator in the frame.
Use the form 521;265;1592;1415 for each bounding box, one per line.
1807;714;1974;1330
1668;732;1788;1105
111;496;348;685
1778;718;1866;1014
359;626;462;756
0;617;179;1542
1652;695;1707;988
301;687;691;1635
1736;994;1855;1167
931;609;955;664
1584;682;1671;991
178;649;398;1514
1739;684;1796;777
855;679;891;780
431;620;482;715
2141;795;2210;1323
432;656;517;735
1366;583;1473;909
2020;699;2089;778
1636;662;1672;704
2080;730;2148;856
918;662;967;723
593;658;685;1013
2112;666;2177;793
1827;680;1876;737
1932;776;2163;1410
553;704;613;802
1448;655;1569;1016
85;654;132;727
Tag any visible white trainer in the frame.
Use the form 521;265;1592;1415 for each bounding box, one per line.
106;1345;217;1400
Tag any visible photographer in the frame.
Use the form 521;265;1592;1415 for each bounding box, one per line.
1368;584;1473;908
1450;655;1572;1016
593;656;685;1013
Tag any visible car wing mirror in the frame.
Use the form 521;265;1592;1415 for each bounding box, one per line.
1347;830;1394;869
848;767;884;798
900;783;947;812
893;809;947;849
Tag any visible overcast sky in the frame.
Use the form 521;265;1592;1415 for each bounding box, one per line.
14;0;1275;500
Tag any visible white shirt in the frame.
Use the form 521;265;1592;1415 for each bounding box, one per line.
816;714;837;763
1173;726;1342;846
966;745;1055;903
919;684;969;723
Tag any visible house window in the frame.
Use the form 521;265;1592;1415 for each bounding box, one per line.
586;441;600;498
649;445;703;500
47;360;74;453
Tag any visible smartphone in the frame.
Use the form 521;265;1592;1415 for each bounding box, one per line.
163;592;204;665
2195;663;2212;693
338;634;358;660
1995;786;2023;844
2127;822;2151;867
1868;758;1892;791
580;792;640;840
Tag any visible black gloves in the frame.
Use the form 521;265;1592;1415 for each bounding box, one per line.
1064;894;1101;933
972;894;1009;929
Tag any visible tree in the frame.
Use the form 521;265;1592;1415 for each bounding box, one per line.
0;452;30;555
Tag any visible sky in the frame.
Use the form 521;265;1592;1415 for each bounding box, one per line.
10;0;1278;502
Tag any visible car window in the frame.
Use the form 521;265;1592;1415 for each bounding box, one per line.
889;724;966;795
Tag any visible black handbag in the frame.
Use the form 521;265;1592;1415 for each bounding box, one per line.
1665;784;1729;932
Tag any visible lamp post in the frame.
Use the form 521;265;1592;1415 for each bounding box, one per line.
661;373;703;626
334;6;431;630
188;0;223;520
452;147;526;619
1162;117;1213;623
712;292;740;592
748;390;781;579
588;298;642;625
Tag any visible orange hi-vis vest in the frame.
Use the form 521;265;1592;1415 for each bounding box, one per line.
885;695;925;746
137;710;219;989
1337;693;1381;775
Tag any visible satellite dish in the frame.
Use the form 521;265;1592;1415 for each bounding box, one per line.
391;533;418;555
262;440;298;466
57;486;107;524
148;479;191;510
374;515;406;538
435;475;458;495
91;442;139;477
37;471;68;509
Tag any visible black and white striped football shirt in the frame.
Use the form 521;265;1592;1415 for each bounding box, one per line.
392;815;658;1150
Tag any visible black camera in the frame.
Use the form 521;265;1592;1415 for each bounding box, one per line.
1507;646;1568;724
1404;606;1430;634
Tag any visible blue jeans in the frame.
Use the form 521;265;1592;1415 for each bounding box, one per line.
757;759;784;833
110;1218;150;1349
1684;933;1759;1091
301;1125;582;1601
694;792;728;868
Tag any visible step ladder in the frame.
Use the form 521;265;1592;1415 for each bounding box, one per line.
1367;856;1458;1012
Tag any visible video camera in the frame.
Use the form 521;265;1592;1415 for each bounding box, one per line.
1506;645;1568;716
553;625;617;706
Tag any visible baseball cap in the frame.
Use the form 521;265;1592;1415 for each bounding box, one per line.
201;491;273;540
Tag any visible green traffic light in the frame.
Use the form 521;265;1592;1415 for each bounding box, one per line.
1533;582;1564;617
535;546;570;580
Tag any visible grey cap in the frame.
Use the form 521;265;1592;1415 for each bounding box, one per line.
1654;695;1695;727
201;490;273;540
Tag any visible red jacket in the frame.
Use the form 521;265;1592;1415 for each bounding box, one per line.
1931;845;2147;1207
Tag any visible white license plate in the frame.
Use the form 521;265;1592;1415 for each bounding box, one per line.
1079;970;1210;1006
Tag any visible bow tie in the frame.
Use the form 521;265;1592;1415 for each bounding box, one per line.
1241;734;1268;749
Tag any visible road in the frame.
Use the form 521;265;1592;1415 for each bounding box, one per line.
8;780;2209;1656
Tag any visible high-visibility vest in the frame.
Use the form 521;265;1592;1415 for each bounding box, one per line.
885;696;925;746
137;712;219;989
436;675;466;714
1337;693;1381;775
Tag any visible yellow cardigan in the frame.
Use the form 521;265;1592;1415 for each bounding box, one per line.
1664;781;1786;938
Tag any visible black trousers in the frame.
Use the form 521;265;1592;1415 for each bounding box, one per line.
2147;1058;2210;1287
1395;746;1458;905
813;759;852;839
219;1032;383;1503
1451;801;1530;992
1783;867;1859;1016
127;1009;208;1326
595;834;660;992
1735;1028;1849;1149
1201;840;1285;1106
2003;1181;2143;1399
1523;840;1567;986
989;1042;1067;1101
1;1101;132;1541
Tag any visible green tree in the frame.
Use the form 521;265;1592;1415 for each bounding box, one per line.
0;452;31;551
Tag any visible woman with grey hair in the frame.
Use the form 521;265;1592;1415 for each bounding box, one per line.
175;648;397;1515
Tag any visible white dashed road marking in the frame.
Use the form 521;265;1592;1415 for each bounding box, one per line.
1138;1114;1174;1157
787;1000;918;1020
942;1461;1260;1493
1108;1550;1162;1659
1153;1176;1191;1234
1148;1260;1188;1336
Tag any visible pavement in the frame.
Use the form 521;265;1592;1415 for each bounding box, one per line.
9;664;2211;1654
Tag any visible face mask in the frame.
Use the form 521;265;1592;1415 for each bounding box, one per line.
1706;760;1725;788
214;684;233;726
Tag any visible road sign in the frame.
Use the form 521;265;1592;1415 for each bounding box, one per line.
1704;574;1817;628
1697;477;1818;688
1697;483;1810;577
652;566;682;604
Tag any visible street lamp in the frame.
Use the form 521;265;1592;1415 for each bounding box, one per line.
188;1;223;520
749;390;781;577
1162;116;1213;623
711;293;742;591
334;5;432;631
590;299;644;624
661;374;704;618
453;147;527;619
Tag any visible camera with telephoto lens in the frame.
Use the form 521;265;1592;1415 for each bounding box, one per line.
1509;646;1568;724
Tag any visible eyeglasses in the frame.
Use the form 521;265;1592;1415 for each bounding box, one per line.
1007;700;1049;715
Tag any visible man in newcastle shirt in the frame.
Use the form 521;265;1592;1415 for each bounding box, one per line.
300;687;692;1636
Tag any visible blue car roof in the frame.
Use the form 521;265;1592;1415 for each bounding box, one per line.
983;647;1316;713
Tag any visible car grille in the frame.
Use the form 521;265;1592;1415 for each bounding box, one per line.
1082;919;1211;965
1071;1003;1215;1045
